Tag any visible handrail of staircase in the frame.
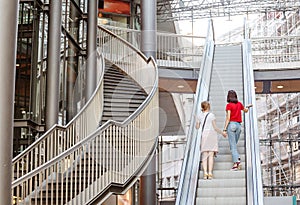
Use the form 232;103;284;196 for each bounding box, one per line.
175;19;215;205
12;25;159;205
12;52;105;180
97;25;157;95
243;18;264;205
101;24;206;69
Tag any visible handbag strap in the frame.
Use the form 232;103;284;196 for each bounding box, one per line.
201;113;210;133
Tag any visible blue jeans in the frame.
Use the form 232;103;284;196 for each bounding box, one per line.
227;122;241;163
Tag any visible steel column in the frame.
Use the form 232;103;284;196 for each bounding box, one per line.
86;0;98;101
46;0;62;129
141;0;157;59
140;0;157;203
0;0;19;204
140;155;157;205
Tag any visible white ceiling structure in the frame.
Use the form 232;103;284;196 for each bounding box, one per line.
157;0;300;22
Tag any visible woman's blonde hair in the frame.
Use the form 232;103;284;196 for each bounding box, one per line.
201;101;210;111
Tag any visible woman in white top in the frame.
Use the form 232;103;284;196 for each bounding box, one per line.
196;101;226;179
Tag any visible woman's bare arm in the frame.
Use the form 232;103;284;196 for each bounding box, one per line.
212;120;222;134
195;115;200;129
195;120;200;129
223;110;231;131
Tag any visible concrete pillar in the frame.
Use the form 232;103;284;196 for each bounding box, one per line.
86;0;97;101
0;0;18;204
46;0;62;129
141;0;157;59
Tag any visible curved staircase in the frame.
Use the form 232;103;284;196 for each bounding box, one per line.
12;26;159;205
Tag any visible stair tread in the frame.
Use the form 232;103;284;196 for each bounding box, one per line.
196;45;246;205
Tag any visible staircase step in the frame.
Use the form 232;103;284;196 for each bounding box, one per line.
214;154;245;162
217;146;245;154
103;75;127;82
102;107;137;112
104;89;145;95
196;197;246;205
104;81;142;89
218;139;245;147
197;187;246;197
102;116;130;122
104;85;143;92
104;98;144;104
199;170;245;179
198;178;246;187
103;102;140;108
104;93;146;100
204;162;245;170
102;112;133;117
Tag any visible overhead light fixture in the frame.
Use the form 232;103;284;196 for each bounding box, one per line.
177;85;184;89
277;85;284;89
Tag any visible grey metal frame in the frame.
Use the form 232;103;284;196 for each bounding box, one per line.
243;19;264;205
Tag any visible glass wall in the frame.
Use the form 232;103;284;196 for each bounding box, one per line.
14;0;90;155
60;0;88;122
14;1;48;156
16;2;36;120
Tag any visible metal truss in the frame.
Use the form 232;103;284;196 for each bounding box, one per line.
157;0;300;22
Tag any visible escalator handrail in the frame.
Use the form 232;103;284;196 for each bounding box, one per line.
242;18;265;205
175;19;215;205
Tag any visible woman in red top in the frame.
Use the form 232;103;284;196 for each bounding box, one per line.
223;90;250;171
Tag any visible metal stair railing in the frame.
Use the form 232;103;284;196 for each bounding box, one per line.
97;26;157;95
12;52;105;183
101;24;206;70
12;25;159;205
175;19;215;205
243;19;264;205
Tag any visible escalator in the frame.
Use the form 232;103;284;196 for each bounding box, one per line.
196;45;246;204
175;20;264;205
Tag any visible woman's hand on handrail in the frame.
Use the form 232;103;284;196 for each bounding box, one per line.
246;104;253;108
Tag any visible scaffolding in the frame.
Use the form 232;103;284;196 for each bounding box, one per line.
257;93;300;198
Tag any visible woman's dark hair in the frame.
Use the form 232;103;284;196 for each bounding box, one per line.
227;90;238;103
